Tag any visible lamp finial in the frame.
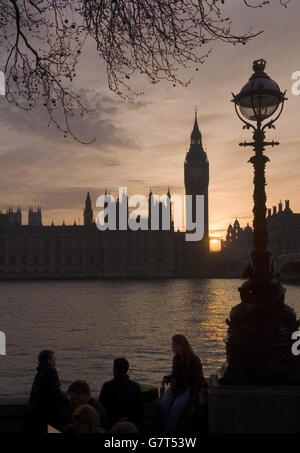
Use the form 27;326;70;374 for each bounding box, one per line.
253;59;266;75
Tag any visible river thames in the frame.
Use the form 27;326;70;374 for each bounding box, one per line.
1;279;300;398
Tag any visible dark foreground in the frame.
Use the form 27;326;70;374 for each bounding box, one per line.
3;377;300;434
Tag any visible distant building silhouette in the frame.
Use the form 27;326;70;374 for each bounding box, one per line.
0;114;210;279
0;206;21;227
28;206;42;226
268;200;300;256
147;188;174;232
221;219;253;258
84;192;93;226
219;200;300;277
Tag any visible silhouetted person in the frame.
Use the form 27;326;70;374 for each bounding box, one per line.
110;418;139;433
28;350;68;433
98;358;143;429
67;380;108;429
160;334;207;433
72;404;105;433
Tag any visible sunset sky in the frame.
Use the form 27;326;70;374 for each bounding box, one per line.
0;1;300;245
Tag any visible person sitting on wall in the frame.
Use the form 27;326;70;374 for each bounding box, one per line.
67;380;108;430
28;350;69;433
98;357;143;429
160;334;207;433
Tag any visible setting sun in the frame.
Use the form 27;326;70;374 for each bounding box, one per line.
210;238;221;252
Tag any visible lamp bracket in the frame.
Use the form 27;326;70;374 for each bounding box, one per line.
239;141;255;147
239;140;279;148
264;141;280;147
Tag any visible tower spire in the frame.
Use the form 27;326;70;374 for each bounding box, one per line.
184;110;209;251
191;108;202;145
84;191;93;226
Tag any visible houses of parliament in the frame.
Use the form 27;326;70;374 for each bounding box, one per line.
0;114;210;279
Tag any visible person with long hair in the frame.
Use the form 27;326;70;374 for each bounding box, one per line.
160;334;207;432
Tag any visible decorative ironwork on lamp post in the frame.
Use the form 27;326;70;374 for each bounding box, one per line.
220;59;300;385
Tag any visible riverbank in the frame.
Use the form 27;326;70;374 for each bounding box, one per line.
3;379;300;433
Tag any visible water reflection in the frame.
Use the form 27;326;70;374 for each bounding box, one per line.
0;279;299;398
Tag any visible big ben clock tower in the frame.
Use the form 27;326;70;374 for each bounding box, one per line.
184;111;209;253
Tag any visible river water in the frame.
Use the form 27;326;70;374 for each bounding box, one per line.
0;279;300;398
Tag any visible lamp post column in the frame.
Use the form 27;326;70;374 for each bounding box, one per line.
220;60;300;385
252;129;268;268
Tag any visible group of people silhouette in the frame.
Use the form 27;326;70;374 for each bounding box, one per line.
28;334;207;434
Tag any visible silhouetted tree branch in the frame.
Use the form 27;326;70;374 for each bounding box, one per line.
0;0;290;142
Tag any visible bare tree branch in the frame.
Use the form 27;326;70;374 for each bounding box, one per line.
0;0;289;142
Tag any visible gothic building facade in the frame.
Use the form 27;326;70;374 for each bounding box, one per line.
268;200;300;257
0;114;210;279
221;219;253;259
220;200;300;271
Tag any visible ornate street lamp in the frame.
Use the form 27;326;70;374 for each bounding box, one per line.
220;59;300;385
